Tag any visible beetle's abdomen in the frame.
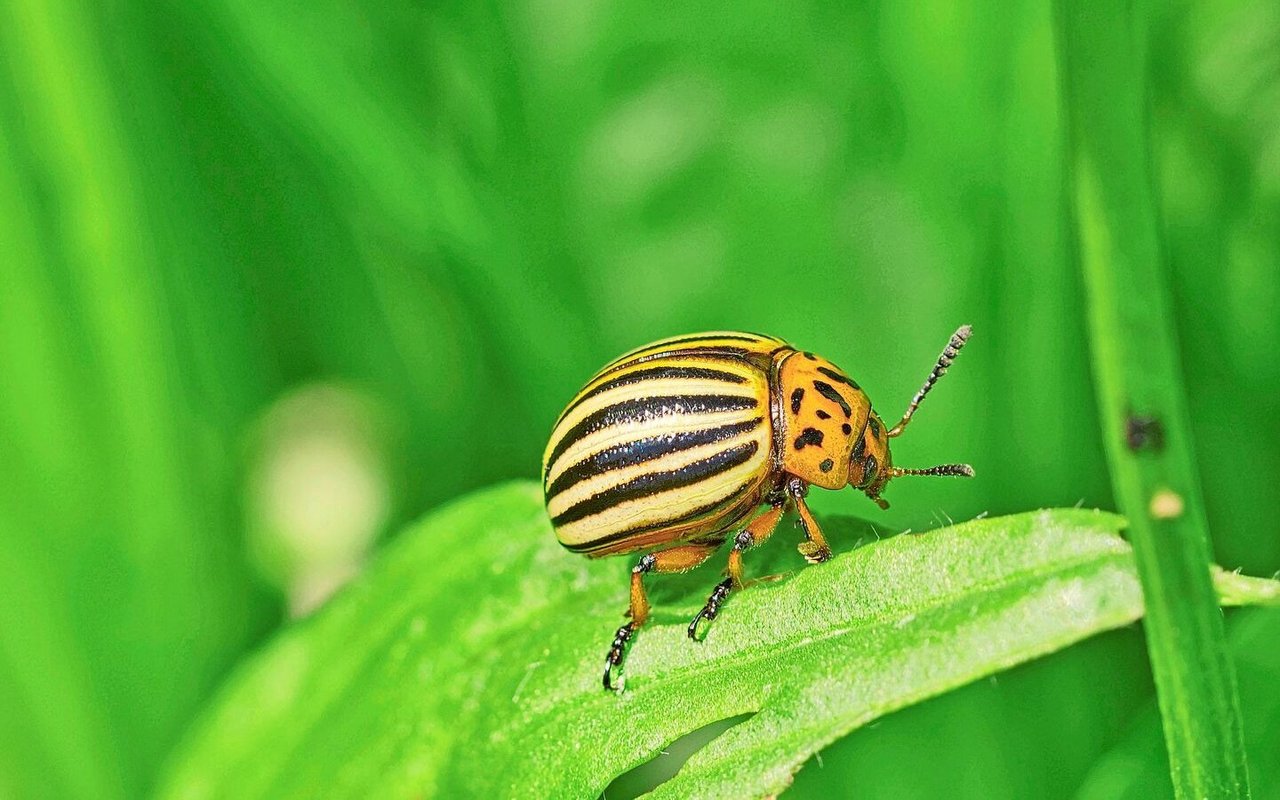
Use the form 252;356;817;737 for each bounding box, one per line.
544;344;775;557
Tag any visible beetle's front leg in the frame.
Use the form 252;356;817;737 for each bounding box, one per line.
788;477;832;563
604;542;720;691
687;502;787;641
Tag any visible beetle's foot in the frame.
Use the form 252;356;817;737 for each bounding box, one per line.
688;577;734;641
603;622;635;692
798;540;832;564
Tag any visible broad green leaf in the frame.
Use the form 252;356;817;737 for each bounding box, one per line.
157;482;1279;800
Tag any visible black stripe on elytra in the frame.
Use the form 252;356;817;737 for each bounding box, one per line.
559;365;747;422
812;380;852;418
552;440;760;527
790;388;804;414
656;333;776;347
563;477;756;553
609;347;754;371
545;394;758;477
817;366;860;390
546;417;763;499
607;334;774;365
794;427;824;450
589;350;765;394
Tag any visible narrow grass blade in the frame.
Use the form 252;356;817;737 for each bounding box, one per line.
1054;2;1252;797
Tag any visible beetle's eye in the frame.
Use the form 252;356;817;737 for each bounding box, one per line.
862;455;879;486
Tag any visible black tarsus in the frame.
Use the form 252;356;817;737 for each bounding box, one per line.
688;578;734;641
603;554;656;691
688;529;754;640
603;622;636;691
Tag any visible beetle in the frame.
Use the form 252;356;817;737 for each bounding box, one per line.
542;326;974;690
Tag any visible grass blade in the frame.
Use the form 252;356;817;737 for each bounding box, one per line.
1054;3;1252;797
1075;611;1280;800
0;0;278;795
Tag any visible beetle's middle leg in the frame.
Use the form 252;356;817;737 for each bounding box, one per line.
687;501;787;641
604;542;720;691
788;477;832;564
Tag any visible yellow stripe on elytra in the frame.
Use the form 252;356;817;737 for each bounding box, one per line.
545;408;765;495
552;443;769;547
561;355;761;415
545;427;766;519
550;374;760;449
541;356;765;471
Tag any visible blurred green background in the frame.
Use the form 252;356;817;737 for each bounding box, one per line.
2;0;1278;797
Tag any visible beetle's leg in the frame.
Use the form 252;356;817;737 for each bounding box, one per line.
788;477;832;564
604;543;720;691
687;502;787;641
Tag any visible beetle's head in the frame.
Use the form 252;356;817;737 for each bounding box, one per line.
848;412;893;508
848;410;974;510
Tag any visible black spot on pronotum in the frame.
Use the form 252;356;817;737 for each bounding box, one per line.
841;423;852;435
812;380;852;417
817;366;860;390
794;427;824;450
819;458;834;473
1126;414;1165;452
815;409;831;420
790;388;804;414
868;417;881;438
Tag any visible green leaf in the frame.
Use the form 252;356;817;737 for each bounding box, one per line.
156;482;1279;800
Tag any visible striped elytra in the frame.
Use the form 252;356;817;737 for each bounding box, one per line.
543;336;773;557
543;328;976;690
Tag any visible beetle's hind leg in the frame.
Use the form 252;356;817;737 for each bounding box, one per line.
604;542;720;691
687;502;787;641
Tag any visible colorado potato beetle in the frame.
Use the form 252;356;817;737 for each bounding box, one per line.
542;327;974;690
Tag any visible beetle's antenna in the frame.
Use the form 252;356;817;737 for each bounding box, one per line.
887;325;972;439
887;464;975;479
